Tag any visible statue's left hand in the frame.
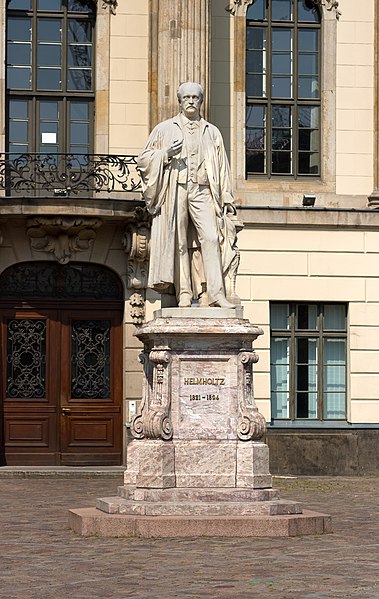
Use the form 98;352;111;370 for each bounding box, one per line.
224;202;237;216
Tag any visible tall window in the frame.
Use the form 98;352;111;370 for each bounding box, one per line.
270;303;347;421
246;0;321;178
6;0;95;156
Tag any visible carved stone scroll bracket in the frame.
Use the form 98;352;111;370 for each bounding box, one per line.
237;350;267;441
314;0;341;19
26;217;102;264
131;347;173;441
100;0;118;15
123;220;150;290
226;0;254;17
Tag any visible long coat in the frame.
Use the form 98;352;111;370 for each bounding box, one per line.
137;114;235;292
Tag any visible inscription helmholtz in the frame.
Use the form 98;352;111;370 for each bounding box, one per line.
184;377;225;386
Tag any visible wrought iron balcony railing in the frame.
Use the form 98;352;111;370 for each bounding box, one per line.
0;153;142;197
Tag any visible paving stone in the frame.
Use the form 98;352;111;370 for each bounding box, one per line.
0;476;378;598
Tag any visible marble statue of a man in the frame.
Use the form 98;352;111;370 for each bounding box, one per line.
137;82;237;308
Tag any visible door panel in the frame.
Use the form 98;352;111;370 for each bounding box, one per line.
60;311;122;465
1;309;59;465
1;306;122;465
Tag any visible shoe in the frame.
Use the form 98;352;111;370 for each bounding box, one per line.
178;293;192;308
210;296;236;309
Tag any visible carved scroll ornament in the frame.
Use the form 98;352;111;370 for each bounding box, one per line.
123;208;151;326
130;347;173;441
237;350;266;441
100;0;118;14
27;217;102;264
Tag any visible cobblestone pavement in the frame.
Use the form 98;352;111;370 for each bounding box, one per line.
0;475;378;599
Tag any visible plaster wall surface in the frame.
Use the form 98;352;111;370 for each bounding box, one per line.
238;225;379;424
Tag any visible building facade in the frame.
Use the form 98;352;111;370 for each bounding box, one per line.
0;0;378;474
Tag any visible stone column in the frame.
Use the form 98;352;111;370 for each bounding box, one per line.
150;0;211;125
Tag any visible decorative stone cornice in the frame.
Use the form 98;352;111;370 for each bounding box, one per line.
227;0;340;19
26;217;102;265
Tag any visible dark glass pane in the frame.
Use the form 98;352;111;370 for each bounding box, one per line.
6;319;47;399
297;304;317;329
40;100;59;120
246;27;265;50
40;144;58;154
246;50;263;73
270;304;290;329
272;53;291;75
272;0;292;21
70;122;89;144
38;0;62;9
7;66;31;89
8;0;32;9
247;128;265;150
272;129;291;151
71;320;111;399
296;392;310;418
298;29;318;52
323;393;345;419
7;17;31;41
68;0;95;12
246;104;266;127
9;120;28;142
299;76;319;98
323;338;346;364
299;53;318;75
70;144;89;154
68;20;92;43
9;143;28;155
37;44;61;66
68;45;92;67
324;305;346;330
246;73;264;97
298;152;319;174
38;19;62;42
246;0;266;20
272;76;291;98
37;67;61;89
299;129;319;152
71;101;89;120
272;105;291;127
7;42;31;65
272;151;291;173
9;99;28;119
272;28;291;51
246;151;265;173
40;121;58;134
68;68;92;90
298;0;320;23
298;105;319;128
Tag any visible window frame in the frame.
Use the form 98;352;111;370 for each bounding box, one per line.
5;0;96;155
245;0;322;180
270;302;347;422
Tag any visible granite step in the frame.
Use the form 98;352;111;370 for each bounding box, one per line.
96;496;302;517
117;485;280;502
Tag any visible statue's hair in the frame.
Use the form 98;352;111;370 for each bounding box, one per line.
177;82;204;103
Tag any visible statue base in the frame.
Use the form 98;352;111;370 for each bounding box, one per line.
69;309;332;537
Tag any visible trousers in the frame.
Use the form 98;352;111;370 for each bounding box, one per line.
175;181;225;304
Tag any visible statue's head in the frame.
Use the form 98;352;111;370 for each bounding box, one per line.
177;82;204;119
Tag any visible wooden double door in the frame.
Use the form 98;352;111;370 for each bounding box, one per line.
0;302;123;466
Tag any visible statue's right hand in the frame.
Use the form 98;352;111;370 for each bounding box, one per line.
166;139;183;159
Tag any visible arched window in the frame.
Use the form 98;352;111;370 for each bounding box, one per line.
246;0;321;179
6;0;95;157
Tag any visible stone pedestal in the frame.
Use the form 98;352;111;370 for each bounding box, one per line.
69;309;332;537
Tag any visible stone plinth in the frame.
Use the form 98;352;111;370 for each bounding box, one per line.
69;309;332;537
